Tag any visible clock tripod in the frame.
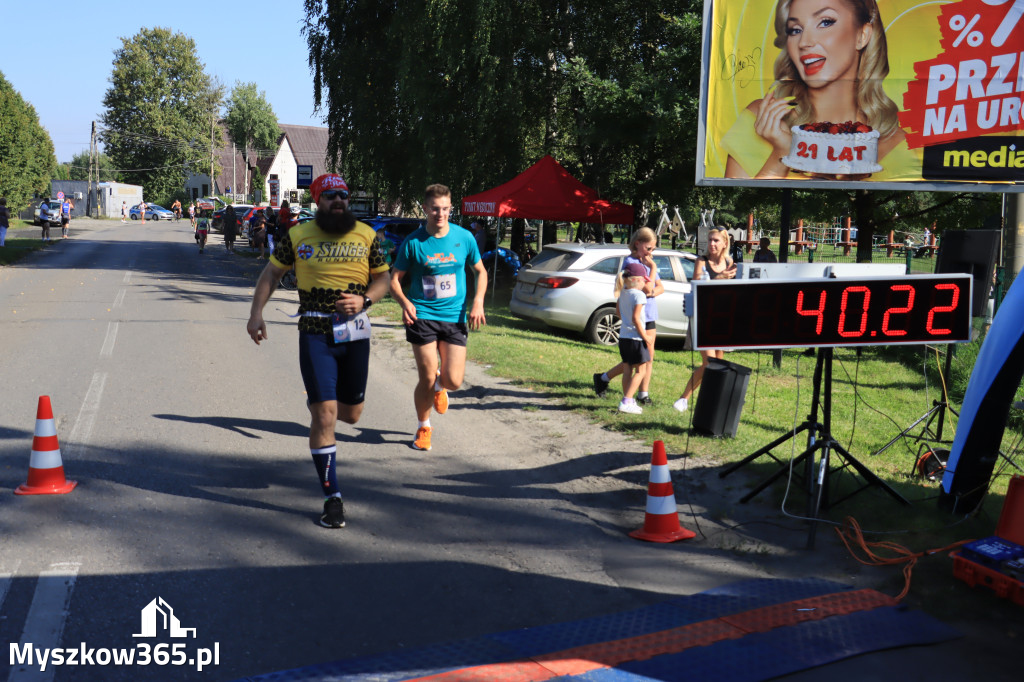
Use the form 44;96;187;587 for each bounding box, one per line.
720;347;910;548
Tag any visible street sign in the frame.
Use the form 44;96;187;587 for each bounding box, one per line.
57;191;65;201
297;165;313;188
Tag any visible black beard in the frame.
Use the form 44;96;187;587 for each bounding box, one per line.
316;207;357;234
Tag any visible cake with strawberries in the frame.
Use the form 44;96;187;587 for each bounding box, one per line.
781;121;882;176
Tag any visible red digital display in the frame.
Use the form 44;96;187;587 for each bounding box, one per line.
692;275;972;350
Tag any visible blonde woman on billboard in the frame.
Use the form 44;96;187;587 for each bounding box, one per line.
723;0;916;180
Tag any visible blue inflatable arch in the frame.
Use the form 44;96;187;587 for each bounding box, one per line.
941;273;1024;513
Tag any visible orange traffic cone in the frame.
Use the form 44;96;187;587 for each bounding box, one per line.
15;396;77;495
629;440;694;542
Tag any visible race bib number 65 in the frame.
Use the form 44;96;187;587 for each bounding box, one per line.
422;274;457;300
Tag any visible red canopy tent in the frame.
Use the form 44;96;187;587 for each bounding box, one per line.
461;155;634;224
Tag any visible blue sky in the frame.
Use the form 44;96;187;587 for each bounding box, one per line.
1;0;325;163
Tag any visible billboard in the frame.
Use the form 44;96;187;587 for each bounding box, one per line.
697;0;1024;192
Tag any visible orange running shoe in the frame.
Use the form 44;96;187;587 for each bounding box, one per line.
413;426;432;451
433;386;449;414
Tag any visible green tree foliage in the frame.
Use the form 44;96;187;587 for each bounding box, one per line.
304;0;551;207
0;71;56;211
100;28;218;199
224;81;280;195
58;151;120;182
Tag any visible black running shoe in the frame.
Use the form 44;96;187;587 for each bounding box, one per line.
637;395;653;406
320;497;346;528
593;373;610;397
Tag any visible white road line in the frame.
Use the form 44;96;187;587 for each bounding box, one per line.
65;372;106;459
0;560;20;612
122;271;131;284
7;562;81;682
99;322;119;357
112;289;126;309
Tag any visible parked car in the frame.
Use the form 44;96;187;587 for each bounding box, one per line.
211;204;253;232
32;201;59;225
195;196;226;211
129;203;175;221
241;206;317;244
510;243;697;345
363;216;426;265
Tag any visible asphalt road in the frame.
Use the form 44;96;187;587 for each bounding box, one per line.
0;218;1019;681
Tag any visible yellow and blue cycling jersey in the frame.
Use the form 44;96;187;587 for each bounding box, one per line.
270;219;390;334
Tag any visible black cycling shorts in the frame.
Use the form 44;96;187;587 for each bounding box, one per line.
298;333;370;405
405;319;468;347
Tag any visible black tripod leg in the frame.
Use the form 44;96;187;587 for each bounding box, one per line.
833;443;910;506
739;446;813;503
720;422;811;479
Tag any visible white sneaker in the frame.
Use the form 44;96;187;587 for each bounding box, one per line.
618;401;643;414
673;397;689;413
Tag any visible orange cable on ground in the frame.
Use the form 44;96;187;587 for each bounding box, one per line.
834;516;972;601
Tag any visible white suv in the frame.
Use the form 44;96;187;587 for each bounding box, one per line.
510;243;697;345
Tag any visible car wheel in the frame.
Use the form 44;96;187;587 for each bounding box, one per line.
131;215;138;220
585;307;620;346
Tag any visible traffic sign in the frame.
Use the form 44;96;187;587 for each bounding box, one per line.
297;165;313;188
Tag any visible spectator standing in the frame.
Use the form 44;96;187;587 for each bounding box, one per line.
247;173;391;528
272;200;293;253
121;201;128;223
674;227;736;413
0;197;9;247
471;220;487;254
39;197;52;242
752;236;778;263
139;200;147;225
251;208;268;260
223;203;237;253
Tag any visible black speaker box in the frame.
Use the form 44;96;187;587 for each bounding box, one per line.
692;359;752;437
935;229;999;315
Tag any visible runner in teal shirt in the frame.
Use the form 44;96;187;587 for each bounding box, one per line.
390;184;488;453
393;223;482;323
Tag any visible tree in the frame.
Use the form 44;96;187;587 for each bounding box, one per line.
58;151;120;182
0;70;56;211
224;82;280;199
100;27;219;200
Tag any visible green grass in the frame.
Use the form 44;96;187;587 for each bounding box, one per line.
1;223;52;265
372;286;1020;550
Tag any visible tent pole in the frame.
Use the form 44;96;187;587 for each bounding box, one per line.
490;217;498;303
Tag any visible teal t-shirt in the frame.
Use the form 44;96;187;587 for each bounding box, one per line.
394;223;481;323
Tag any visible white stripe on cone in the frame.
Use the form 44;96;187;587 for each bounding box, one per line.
646;494;678;515
29;449;64;470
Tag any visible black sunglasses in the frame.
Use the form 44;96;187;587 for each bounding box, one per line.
320;189;350;201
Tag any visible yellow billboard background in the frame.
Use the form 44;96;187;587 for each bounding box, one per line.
703;0;945;181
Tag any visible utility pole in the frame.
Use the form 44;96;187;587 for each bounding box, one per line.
210;112;215;197
89;121;98;218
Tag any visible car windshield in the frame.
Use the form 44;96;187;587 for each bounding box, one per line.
148;205;167;211
522;249;580;272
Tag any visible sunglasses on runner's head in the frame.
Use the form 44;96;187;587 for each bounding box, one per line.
320;189;350;201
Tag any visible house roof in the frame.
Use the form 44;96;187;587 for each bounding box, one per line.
278;124;330;179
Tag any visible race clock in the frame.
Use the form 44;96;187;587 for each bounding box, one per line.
692;275;972;350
